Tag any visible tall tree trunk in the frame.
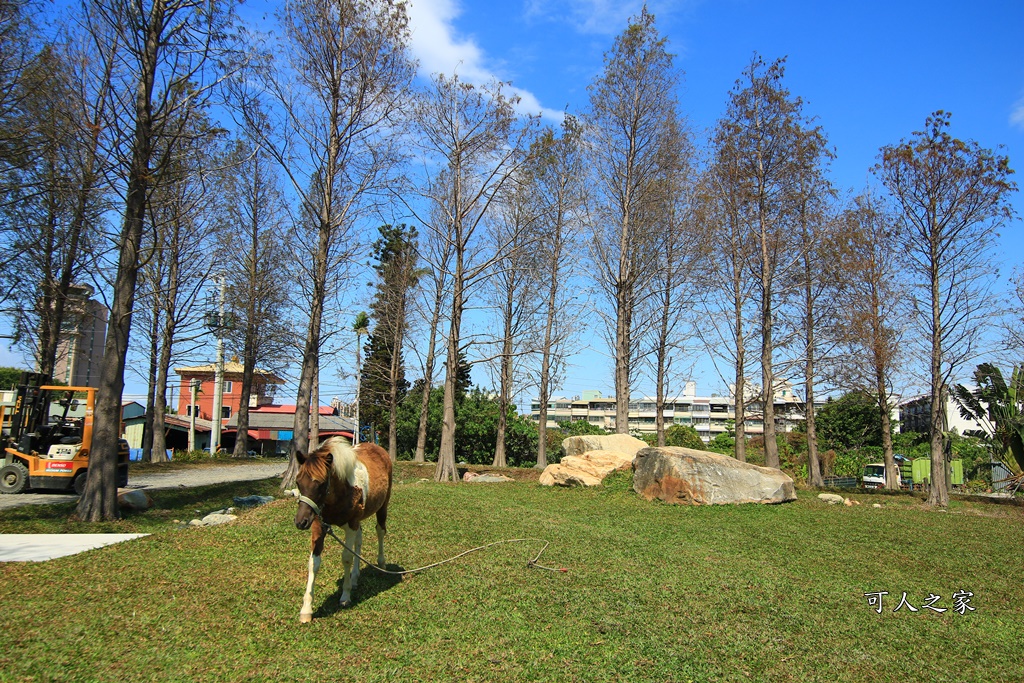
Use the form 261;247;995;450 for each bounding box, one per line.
805;288;823;486
492;283;515;468
141;306;159;463
151;226;179;465
233;335;255;457
878;372;898;490
733;266;747;462
414;283;444;463
75;1;162;522
151;325;172;463
759;216;779;468
536;217;564;469
283;221;330;488
928;249;948;505
386;304;405;462
310;356;320;447
614;284;632;435
435;260;464;482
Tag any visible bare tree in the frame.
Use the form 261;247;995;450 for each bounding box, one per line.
531;117;586;468
411;222;452;463
834;192;907;489
242;0;414;488
1005;270;1024;358
75;0;234;522
697;147;758;461
219;135;294;458
1;23;117;379
487;176;542;468
0;0;34;185
643;116;697;447
408;74;537;481
716;55;816;468
585;7;681;433
876;111;1017;506
791;125;836;485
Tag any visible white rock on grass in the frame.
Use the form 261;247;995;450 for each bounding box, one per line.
818;493;846;505
560;434;648;460
538;450;634;487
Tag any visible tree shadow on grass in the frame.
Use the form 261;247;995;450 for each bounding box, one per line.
314;563;407;619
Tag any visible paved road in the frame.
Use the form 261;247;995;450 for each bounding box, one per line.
0;462;286;512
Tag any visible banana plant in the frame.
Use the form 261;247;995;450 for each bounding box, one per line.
952;363;1024;475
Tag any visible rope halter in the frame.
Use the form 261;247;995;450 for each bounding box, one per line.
296;473;330;522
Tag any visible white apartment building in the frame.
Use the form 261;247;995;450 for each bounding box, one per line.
530;381;818;443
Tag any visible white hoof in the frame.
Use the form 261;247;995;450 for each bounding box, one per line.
300;612;312;624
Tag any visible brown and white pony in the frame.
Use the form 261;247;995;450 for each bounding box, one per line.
294;437;393;623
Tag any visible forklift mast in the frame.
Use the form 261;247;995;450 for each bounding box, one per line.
6;372;52;451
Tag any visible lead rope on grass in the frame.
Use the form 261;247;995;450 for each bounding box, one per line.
322;524;568;575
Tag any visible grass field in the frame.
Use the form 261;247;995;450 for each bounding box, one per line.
1;464;1022;682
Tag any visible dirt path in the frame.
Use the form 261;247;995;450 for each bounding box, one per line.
0;462;286;512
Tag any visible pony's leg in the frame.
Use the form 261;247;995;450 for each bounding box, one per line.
376;505;388;567
350;525;363;588
300;523;326;623
339;525;359;607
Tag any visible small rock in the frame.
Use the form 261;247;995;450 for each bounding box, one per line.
117;488;153;511
188;519;204;527
843;498;853;506
199;512;237;526
872;503;882;508
852;500;861;506
464;472;515;483
817;493;845;505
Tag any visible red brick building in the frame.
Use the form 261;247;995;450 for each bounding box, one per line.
175;361;284;421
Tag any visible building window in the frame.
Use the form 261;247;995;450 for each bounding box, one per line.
221;406;231;419
186;405;199;417
224;381;233;393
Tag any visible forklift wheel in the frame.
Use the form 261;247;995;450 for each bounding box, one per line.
73;471;87;496
0;462;29;494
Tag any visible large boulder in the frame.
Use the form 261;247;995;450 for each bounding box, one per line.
633;447;796;505
561;434;648;460
538;450;633;487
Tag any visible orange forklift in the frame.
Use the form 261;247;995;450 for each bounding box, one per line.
0;372;128;495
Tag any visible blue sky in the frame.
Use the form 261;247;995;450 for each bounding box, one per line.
393;0;1024;400
3;0;1021;407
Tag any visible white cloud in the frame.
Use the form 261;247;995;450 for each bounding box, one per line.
1011;94;1024;130
404;0;564;121
525;0;646;35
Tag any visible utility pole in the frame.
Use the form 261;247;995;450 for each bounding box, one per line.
188;378;198;451
206;275;228;454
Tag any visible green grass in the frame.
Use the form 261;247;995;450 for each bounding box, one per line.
1;469;1022;682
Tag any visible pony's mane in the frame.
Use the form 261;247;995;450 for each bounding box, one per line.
309;436;357;487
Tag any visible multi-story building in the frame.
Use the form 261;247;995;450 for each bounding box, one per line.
899;391;990;436
52;284;108;389
175;361;284;421
530;381;821;443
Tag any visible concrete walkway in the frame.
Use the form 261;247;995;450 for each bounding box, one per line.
0;533;150;562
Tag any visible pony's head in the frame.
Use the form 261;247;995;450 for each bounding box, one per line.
294;437;357;530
